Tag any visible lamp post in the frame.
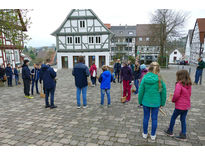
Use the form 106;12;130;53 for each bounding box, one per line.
166;51;168;69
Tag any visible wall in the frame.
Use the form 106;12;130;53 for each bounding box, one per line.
169;50;182;63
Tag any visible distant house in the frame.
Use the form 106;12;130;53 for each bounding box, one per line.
190;18;205;64
185;29;193;62
110;25;136;60
0;9;27;68
136;24;160;64
169;49;182;64
51;9;112;69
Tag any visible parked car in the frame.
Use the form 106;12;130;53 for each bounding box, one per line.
180;60;187;65
175;60;180;65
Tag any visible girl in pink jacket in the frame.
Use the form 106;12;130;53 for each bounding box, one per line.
164;70;192;140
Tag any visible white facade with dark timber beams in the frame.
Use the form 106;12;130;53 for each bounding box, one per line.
51;9;112;69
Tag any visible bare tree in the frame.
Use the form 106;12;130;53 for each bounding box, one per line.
150;9;189;64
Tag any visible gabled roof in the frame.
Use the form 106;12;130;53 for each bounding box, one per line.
185;29;193;45
51;9;112;36
136;24;160;37
110;25;136;37
192;18;205;44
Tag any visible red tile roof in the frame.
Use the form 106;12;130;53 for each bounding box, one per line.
104;24;111;29
196;18;205;43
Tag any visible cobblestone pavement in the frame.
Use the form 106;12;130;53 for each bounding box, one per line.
0;65;205;146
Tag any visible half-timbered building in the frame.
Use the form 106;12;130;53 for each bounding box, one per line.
51;9;112;69
0;9;27;68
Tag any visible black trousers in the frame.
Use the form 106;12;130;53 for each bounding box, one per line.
23;79;30;96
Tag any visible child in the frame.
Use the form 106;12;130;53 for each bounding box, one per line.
98;65;113;107
140;64;148;82
133;61;141;94
5;63;13;87
138;62;167;141
89;62;97;86
120;61;133;103
31;64;40;95
14;65;19;85
164;70;192;140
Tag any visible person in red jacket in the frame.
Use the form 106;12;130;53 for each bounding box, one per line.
89;62;97;86
164;70;192;140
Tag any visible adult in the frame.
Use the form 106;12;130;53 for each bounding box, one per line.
5;63;13;87
0;64;5;81
40;62;57;109
194;57;205;85
133;61;141;94
31;64;40;95
22;60;33;99
114;59;121;83
120;61;133;103
89;62;97;86
72;56;90;109
138;62;167;141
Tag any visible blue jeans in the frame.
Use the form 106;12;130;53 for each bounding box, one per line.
194;69;203;84
32;80;39;94
101;89;111;105
76;86;87;107
15;76;19;85
168;109;188;135
134;79;139;94
115;71;120;83
7;75;12;86
91;76;96;85
143;106;159;136
45;87;55;107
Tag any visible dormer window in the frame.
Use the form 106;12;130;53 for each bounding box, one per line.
128;31;133;35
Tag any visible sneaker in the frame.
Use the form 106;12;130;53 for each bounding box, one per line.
24;96;28;98
27;96;34;99
151;135;156;141
164;129;174;137
50;105;57;109
107;104;111;108
175;133;187;141
83;106;87;109
45;105;50;108
142;133;148;139
77;106;81;109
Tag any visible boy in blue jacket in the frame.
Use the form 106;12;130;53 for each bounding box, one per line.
5;63;13;87
14;65;19;85
31;64;40;95
98;65;113;107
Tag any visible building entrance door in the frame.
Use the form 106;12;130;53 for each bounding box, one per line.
61;56;68;68
89;56;95;67
99;56;105;68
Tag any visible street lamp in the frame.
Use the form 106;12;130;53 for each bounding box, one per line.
166;51;168;69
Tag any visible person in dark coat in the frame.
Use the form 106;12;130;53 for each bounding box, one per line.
120;61;133;103
39;63;57;109
31;64;40;95
14;65;19;85
0;64;5;82
194;57;205;85
133;61;141;94
5;63;13;87
72;56;90;109
114;59;121;83
22;60;33;99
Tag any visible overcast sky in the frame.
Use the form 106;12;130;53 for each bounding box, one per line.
2;0;205;47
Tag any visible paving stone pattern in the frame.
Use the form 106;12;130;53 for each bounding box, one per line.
0;65;205;146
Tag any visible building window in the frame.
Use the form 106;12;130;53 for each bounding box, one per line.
128;31;133;35
141;47;144;50
146;37;150;41
126;38;132;43
120;31;123;34
139;37;142;41
128;47;132;51
75;36;81;44
147;47;149;51
88;36;94;44
67;37;73;44
96;36;101;44
79;20;85;28
174;51;177;54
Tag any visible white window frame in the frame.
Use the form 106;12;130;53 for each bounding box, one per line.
67;36;73;44
146;37;150;41
139;37;142;41
95;36;101;44
79;20;86;28
74;36;81;44
88;36;94;44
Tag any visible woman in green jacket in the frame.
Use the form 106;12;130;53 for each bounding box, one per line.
138;62;167;141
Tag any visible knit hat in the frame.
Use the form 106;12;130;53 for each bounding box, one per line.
140;64;146;70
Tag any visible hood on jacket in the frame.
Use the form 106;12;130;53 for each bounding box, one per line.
143;72;159;84
22;64;28;68
178;82;191;89
102;70;110;77
140;64;147;70
41;64;49;71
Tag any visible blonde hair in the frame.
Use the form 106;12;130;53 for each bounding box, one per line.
148;62;162;91
102;65;108;71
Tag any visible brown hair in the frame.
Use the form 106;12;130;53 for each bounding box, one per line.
176;70;192;86
148;62;162;91
102;65;108;71
78;56;84;63
134;61;140;71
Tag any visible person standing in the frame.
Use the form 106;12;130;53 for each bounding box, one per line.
138;62;167;141
140;64;148;83
0;64;5;81
5;63;13;87
120;61;133;103
72;56;90;109
31;64;40;95
40;63;57;109
194;57;205;85
114;59;121;83
89;62;97;86
98;65;113;107
22;60;33;99
133;61;141;94
128;60;134;73
14;65;19;85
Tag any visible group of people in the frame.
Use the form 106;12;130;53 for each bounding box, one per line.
71;56;201;141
